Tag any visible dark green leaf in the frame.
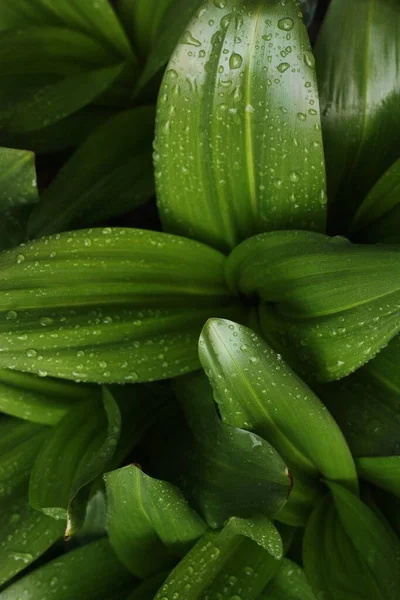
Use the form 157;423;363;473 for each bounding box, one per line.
117;0;175;57
0;538;136;600
352;158;400;243
155;0;326;252
154;516;284;600
0;147;38;211
261;558;317;600
105;464;207;578
0;368;96;425
227;230;400;380
172;371;291;527
0;228;238;383
314;0;400;231
356;457;400;498
28;106;155;238
199;319;358;500
0;0;134;60
124;572;169;600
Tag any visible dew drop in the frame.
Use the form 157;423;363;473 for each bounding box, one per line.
213;0;227;7
16;254;25;264
26;349;38;358
277;62;290;73
182;31;202;47
278;17;294;31
6;310;17;320
229;53;243;69
289;170;301;183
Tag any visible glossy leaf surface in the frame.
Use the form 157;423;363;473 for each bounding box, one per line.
0;228;237;383
155;0;326;252
29;107;155;237
357;457;400;498
0;539;136;600
315;0;400;230
154;516;284;600
0;147;38;211
227;230;400;380
352;157;400;243
173;372;291;527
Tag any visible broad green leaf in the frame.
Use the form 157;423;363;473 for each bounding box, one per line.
0;147;38;211
0;485;63;587
29;389;120;534
135;0;203;92
199;319;358;503
261;558;317;600
124;572;169;600
155;0;326;252
154;516;284;600
28;107;155;238
314;0;400;231
0;0;134;60
0;228;237;383
357;457;400;498
0;538;136;600
172;372;291;527
0;368;96;425
352;158;400;243
227;230;400;380
0;107;113;155
117;0;175;56
327;481;400;599
105;464;207;578
365;333;400;393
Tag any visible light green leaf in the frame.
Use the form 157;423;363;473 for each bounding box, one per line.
227;230;400;380
28;106;155;238
314;0;400;231
0;538;136;600
105;464;207;578
154;516;284;600
0;368;96;425
155;0;326;252
357;457;400;498
0;228;237;383
352;157;400;243
261;558;317;600
172;372;291;527
199;319;358;500
0;0;134;60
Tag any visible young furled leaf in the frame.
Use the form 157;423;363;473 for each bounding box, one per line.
227;230;400;380
0;228;238;383
153;516;285;600
172;371;292;527
155;0;326;252
104;465;207;578
315;0;400;231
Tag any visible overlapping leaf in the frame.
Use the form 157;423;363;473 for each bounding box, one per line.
117;0;175;57
0;228;238;382
105;464;207;577
356;457;400;498
155;0;326;252
172;372;291;527
227;230;400;380
124;572;169;600
0;538;136;600
315;0;400;231
153;516;285;600
261;558;317;600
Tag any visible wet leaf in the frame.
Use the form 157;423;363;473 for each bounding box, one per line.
227;230;400;380
105;464;207;578
0;228;238;383
0;538;136;600
315;0;400;231
28;107;155;238
356;457;400;498
153;516;284;600
0;147;38;211
172;371;291;527
155;0;326;252
261;558;317;600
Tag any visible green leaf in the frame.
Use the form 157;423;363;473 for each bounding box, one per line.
105;464;207;578
28;106;155;238
352;158;400;243
227;230;400;380
29;388;122;537
199;319;358;502
155;0;326;252
153;516;284;600
0;0;134;60
0;538;136;600
124;572;169;600
314;0;400;231
172;372;291;527
135;0;203;93
0;227;237;383
117;0;175;57
261;558;317;600
356;457;400;498
0;147;38;211
0;368;96;425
